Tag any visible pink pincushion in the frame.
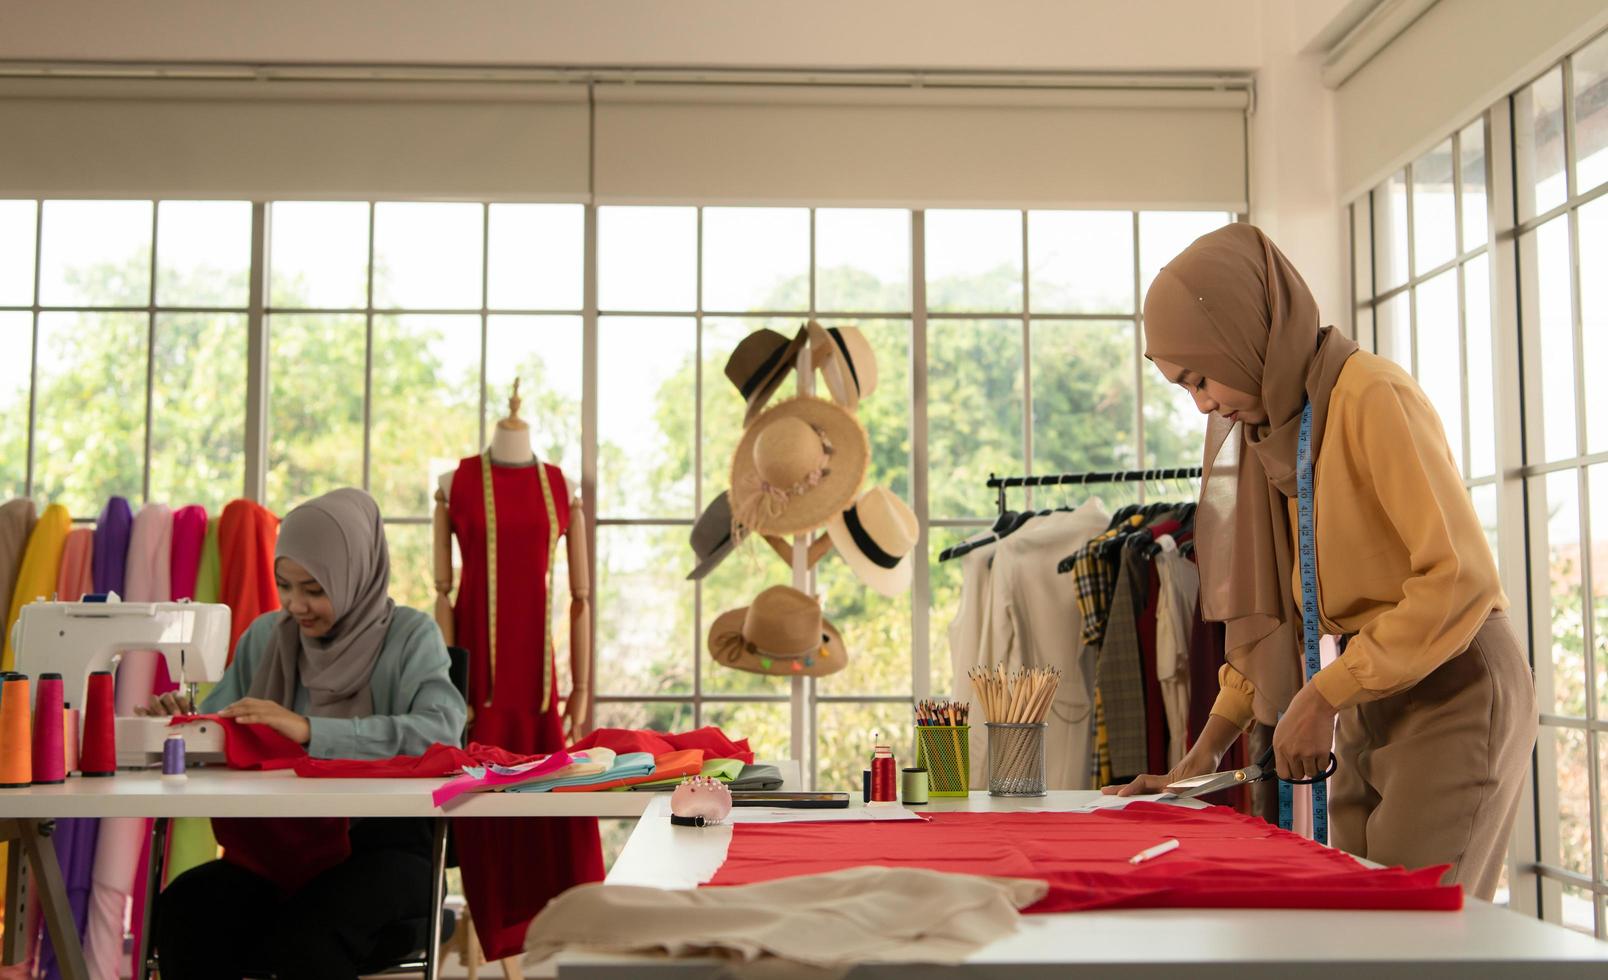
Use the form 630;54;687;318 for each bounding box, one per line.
670;775;732;823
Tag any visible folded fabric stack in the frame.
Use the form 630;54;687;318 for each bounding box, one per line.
432;749;598;807
629;760;783;792
558;748;705;793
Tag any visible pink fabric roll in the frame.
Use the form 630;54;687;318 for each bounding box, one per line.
116;503;173;715
54;528;95;603
169;505;207;601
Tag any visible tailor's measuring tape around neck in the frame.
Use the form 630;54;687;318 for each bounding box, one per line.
1277;400;1330;845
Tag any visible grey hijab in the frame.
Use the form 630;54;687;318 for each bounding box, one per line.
248;488;395;718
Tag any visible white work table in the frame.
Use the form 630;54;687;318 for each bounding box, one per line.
0;761;799;980
556;791;1608;979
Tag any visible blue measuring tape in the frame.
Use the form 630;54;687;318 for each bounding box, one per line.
1277;400;1329;845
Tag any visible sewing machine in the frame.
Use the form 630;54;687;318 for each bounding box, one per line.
13;600;233;768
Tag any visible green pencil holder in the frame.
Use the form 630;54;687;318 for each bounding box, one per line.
914;724;970;797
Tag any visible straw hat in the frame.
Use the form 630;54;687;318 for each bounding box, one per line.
707;585;847;677
806;320;878;411
725;327;806;425
687;491;741;581
729;396;869;537
826;486;918;596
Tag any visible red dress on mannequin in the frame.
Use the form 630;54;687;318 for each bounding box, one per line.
449;454;604;961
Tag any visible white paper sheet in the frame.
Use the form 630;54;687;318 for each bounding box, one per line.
1014;793;1176;813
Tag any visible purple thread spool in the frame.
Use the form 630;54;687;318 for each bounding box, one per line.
161;734;186;782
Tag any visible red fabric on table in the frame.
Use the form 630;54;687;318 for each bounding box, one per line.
168;714;306;770
570;725;754;765
292;742;544;778
707;803;1461;913
552;748;705;793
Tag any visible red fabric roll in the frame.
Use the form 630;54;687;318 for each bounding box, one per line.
218;500;280;661
708;803;1462;913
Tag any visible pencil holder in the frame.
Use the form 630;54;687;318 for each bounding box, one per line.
914;724;969;797
987;722;1046;797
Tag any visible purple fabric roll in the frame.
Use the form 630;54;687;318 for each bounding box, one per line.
36;816;100;980
92;496;133;596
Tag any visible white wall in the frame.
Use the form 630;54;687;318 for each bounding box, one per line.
0;0;1263;72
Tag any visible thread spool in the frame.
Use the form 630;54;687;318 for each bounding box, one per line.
79;670;117;777
162;734;186;783
63;704;79;774
31;672;66;784
0;674;33;788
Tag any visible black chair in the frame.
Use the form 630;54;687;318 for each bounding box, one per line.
143;645;473;980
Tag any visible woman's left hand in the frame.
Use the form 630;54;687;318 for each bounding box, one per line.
219;697;312;746
1272;684;1338;780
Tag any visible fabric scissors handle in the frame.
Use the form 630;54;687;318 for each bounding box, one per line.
1252;745;1337;785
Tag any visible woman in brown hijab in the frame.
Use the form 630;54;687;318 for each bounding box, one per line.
1110;224;1535;900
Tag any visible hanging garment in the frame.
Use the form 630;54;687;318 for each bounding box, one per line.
164;516;224;889
708;803;1462;913
55;528;95;601
1154;545;1198;769
984;503;1111;789
219;499;280;660
1095;546;1151;781
1068;515;1144;647
946;537;998;790
1138;562;1169;777
448;453;604;961
3;502;69;671
169;504;208;600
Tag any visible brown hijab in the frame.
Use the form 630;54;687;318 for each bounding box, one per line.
247;488;395;718
1142;224;1358;724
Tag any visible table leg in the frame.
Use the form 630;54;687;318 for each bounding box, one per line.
0;819;90;980
425;816;448;980
2;829;25;965
135;817;170;980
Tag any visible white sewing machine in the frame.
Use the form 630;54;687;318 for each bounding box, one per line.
13;600;232;768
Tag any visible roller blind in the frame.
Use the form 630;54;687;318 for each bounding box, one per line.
594;84;1248;209
0;79;592;200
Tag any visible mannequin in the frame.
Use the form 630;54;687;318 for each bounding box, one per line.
434;380;592;740
435;380;605;971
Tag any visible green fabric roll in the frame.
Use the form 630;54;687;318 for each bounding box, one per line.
167;517;225;883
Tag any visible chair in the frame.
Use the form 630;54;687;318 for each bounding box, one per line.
144;645;473;980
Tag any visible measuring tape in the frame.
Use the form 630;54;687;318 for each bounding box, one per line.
1277;400;1330;845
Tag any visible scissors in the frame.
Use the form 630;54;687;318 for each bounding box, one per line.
1163;746;1337;800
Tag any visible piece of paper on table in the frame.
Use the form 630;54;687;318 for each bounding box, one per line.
1014;794;1174;814
725;805;925;825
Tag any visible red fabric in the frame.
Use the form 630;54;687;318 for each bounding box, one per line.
169;504;208;601
169;714;307;770
570;726;755;765
219;500;280;662
213;816;351;896
552;748;705;792
292;742;544;778
709;803;1462;912
449;455;604;961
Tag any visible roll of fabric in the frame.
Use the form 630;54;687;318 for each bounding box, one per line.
92;497;133;596
55;528;95;602
3;503;70;672
219;500;280;660
117;502;174;714
193;516;221;605
170;505;208;601
0;498;38;637
163;516;225;891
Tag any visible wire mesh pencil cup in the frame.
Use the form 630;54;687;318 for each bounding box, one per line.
987;722;1047;797
914;725;970;797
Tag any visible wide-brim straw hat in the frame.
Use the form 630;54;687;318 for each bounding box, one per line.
826;485;917;597
729;396;868;537
706;585;848;677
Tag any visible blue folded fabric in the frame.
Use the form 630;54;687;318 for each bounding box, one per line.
507;751;656;792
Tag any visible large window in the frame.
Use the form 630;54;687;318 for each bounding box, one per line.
1350;24;1608;937
1;197;1227;790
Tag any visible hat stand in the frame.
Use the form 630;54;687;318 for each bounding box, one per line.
788;342;815;772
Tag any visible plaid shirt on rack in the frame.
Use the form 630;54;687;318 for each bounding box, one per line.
1072;515;1145;646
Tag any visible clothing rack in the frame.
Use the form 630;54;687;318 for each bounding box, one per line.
986;468;1202;515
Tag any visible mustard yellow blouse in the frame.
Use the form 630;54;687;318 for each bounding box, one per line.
1211;350;1505;729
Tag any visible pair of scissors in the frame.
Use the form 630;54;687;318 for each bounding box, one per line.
1162;746;1337;800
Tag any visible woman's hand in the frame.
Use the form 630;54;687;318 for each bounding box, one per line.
134;692;195;717
563;685;591;745
218;698;312;746
1102;713;1242;797
1272;684;1338;780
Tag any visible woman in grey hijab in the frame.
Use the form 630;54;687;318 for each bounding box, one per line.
153;488;467;980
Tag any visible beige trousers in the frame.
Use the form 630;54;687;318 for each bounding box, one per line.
1329;611;1537;900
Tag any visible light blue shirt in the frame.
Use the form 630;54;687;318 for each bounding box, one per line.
201;606;467;760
